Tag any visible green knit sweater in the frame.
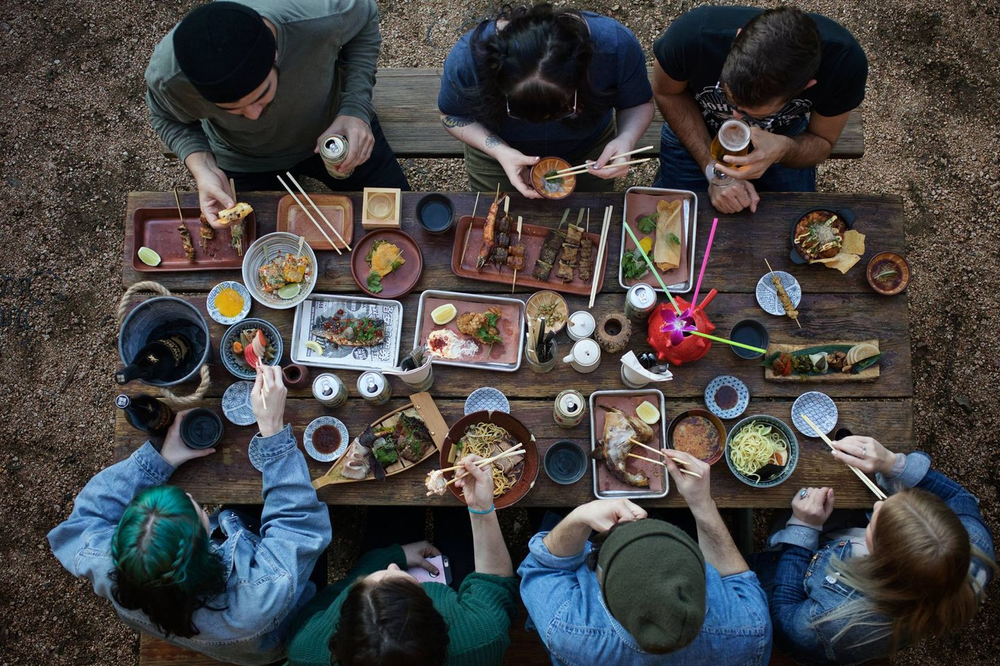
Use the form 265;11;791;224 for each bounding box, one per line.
285;545;518;666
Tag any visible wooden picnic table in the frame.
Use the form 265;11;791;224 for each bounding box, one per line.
117;190;911;509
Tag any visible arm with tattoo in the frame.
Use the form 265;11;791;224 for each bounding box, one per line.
437;111;539;198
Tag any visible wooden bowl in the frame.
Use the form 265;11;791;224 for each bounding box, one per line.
866;252;910;296
440;410;538;509
531;156;577;200
667;409;725;465
525;290;568;335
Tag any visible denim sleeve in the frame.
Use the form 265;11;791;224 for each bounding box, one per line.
47;443;175;580
252;426;333;601
517;532;591;640
769;544;825;653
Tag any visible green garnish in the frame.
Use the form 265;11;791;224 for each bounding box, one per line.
476;312;502;344
621;249;649;280
367;272;383;293
365;239;386;265
874;268;898;280
668;233;680;246
637;215;657;234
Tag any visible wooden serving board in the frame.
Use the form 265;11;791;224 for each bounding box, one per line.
312;392;448;488
131;207;256;272
764;339;880;382
450;215;607;296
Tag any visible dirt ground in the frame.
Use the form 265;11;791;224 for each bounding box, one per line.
1;0;998;664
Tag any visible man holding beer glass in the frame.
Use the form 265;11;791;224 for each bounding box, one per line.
145;1;410;228
651;6;867;214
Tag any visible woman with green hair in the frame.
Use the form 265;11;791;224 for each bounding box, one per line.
48;366;331;665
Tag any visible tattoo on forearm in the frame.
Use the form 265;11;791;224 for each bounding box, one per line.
485;134;505;149
441;115;474;129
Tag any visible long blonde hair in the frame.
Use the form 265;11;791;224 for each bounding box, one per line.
820;488;997;653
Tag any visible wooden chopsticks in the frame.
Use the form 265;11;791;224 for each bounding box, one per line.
547;145;654;179
588;205;612;309
627;441;703;478
800;414;887;500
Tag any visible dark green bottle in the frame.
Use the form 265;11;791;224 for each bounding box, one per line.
115;394;174;438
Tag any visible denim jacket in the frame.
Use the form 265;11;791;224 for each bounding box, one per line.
47;426;332;666
756;451;995;666
518;533;772;666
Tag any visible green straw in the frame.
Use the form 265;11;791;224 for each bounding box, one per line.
622;222;766;355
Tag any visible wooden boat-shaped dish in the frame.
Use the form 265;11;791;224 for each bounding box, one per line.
312;392;448;489
762;340;882;382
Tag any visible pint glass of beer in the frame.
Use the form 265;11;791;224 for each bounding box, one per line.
707;118;751;187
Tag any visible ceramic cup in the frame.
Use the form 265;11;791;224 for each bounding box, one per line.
388;357;434;392
567;311;596;342
180;408;224;450
620;363;651;388
562;339;601;373
282;363;310;388
543;440;588;485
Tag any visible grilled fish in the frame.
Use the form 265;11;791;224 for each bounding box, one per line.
311;316;386;348
595;406;654;487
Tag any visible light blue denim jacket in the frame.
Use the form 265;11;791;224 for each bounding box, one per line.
756;451;996;666
47;425;332;666
518;532;773;666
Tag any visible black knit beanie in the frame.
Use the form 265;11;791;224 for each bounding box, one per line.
173;2;276;104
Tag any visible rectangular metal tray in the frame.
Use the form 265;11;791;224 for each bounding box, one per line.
618;186;698;293
131;207;257;272
291;293;402;371
590;388;669;500
414;290;524;372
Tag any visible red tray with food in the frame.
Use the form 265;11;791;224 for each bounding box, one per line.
131;207;256;272
589;389;669;499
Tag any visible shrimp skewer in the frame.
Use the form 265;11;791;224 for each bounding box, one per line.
477;189;504;271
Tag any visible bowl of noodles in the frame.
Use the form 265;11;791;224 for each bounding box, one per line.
440;410;538;509
725;415;798;488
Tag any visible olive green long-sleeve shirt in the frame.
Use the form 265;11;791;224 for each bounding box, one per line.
144;0;380;172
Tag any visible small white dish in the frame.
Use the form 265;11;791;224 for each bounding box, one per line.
756;272;801;316
303;416;350;462
221;381;256;426
704;375;750;420
464;388;510;416
206;281;252;325
791;391;838;437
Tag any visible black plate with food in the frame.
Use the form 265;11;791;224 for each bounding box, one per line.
789;208;855;265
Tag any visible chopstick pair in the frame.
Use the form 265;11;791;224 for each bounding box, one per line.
547;157;653;180
546;145;654;179
425;445;525;496
588;205;612;309
800;414;887;501
276;173;352;254
627;442;703;479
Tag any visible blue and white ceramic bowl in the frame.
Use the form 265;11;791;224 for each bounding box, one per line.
206;281;252;325
791;391;839;437
756;271;801;316
242;232;317;310
704;375;750;420
464;387;510;416
304;416;350;462
725;414;799;488
221;381;256;426
220;318;283;380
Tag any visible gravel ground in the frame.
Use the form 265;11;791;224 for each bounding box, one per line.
1;0;998;664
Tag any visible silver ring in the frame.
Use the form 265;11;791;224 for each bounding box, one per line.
799;489;809;499
861;445;868;457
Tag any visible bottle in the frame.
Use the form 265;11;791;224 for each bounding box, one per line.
115;333;193;384
116;394;174;438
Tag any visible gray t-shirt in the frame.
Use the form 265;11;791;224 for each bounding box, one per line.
145;0;380;172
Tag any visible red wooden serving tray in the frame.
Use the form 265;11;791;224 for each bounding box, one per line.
450;215;607;296
131;207;257;272
276;194;353;251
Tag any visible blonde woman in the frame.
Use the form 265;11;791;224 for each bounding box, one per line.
753;436;996;665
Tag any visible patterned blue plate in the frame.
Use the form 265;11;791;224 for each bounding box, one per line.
791;391;838;437
704;375;750;420
756;272;802;316
220;318;283;380
464;387;510;416
221;381;256;426
303;416;350;462
206;281;252;325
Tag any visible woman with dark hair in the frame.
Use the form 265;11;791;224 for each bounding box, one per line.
48;366;332;665
754;435;996;665
438;3;653;198
286;455;518;666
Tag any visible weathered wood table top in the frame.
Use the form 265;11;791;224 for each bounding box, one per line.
117;190;910;508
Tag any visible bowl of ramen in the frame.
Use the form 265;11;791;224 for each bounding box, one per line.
668;409;725;465
530;156;577;200
725;415;799;488
866;252;910;296
439;410;539;509
790;208;854;265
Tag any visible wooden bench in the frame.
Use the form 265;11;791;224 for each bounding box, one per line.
160;67;864;160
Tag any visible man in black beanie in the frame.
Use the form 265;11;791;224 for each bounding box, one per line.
146;0;409;227
518;450;772;664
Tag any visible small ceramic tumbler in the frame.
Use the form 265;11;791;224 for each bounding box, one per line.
282;363;310;388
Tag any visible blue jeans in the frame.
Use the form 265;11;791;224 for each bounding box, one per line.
654;117;816;192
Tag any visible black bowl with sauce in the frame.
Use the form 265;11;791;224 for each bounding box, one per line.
416;193;455;235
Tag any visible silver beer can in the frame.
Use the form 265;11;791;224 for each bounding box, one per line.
312;373;348;409
625;284;657;324
357;371;391;405
319;134;354;179
553;389;586;428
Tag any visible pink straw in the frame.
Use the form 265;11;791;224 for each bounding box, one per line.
692;217;718;310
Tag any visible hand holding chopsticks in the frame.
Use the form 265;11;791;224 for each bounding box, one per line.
627;442;703;478
546;145;654;179
801;414;888;501
425;445;525;496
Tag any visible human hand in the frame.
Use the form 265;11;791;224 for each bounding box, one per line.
573;499;647;533
708;179;759;214
494;146;541;199
251;365;286;438
791;487;835;528
316;115;374;173
186;152;235;229
401;540;442;575
831;436;895;475
453;455;495;512
663;450;712;511
715;127;793;181
159;409;216;467
586;137;634;180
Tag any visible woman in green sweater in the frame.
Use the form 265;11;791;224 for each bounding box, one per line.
285;455;518;666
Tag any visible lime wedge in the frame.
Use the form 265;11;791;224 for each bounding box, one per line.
636;400;660;424
277;283;302;300
431;303;457;325
305;340;324;354
137;246;161;267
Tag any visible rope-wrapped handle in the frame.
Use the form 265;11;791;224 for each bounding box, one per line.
117;281;211;409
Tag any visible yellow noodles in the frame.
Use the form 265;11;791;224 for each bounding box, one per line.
730;421;788;483
458;422;519;497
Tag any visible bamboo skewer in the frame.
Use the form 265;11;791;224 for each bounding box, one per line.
546;157;653;180
764;258;801;329
275;175;342;255
801;414;887;501
460;191;481;269
550;145;654;176
511;215;523;293
284;171;352;252
589;205;612;308
172;188;185;224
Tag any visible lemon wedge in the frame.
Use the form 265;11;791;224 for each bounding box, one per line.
431;303;457;325
305;340;324;354
639;237;654;254
137;246;161;267
636;400;660;424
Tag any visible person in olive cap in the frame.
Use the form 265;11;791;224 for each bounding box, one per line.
518;450;772;664
146;0;409;228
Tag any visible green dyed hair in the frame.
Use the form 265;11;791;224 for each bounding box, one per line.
111;485;227;638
